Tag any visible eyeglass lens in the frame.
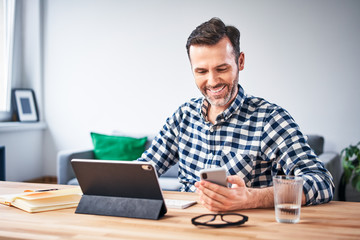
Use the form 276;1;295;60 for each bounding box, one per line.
195;214;217;224
221;214;244;223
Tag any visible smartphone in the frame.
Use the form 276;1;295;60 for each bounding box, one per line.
199;168;228;187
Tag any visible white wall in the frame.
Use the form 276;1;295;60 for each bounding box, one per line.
41;0;360;176
0;128;44;181
0;0;44;181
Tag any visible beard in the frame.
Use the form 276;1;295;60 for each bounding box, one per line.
201;73;239;108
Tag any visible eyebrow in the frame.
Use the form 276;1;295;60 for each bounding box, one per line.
216;63;229;68
194;63;229;71
194;67;207;72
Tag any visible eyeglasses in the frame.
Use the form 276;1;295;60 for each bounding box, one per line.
191;213;248;228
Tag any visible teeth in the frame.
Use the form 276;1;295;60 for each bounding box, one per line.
209;86;225;93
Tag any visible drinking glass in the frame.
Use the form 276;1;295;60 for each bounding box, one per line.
273;175;303;223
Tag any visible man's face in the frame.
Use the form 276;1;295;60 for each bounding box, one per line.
189;37;244;110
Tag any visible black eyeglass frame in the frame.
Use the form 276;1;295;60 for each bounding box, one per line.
191;213;248;228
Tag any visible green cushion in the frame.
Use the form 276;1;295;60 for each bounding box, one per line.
90;132;147;160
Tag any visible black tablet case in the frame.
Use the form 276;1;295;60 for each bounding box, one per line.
71;159;167;220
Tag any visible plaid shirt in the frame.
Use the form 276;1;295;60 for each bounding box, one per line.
139;85;334;205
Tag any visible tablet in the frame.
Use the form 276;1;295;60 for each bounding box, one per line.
71;159;167;219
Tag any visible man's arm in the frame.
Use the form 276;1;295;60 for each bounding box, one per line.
137;106;183;176
261;107;334;205
195;175;306;212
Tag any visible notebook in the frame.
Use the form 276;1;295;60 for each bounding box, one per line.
0;187;82;213
71;159;167;219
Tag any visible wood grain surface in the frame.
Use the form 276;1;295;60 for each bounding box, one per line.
0;181;359;240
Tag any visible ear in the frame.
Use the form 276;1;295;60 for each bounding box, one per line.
238;52;245;71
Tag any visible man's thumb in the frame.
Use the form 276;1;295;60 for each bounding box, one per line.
227;175;246;188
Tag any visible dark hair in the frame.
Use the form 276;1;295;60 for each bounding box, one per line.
186;17;240;63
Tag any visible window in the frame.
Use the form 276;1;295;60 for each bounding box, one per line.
0;0;16;121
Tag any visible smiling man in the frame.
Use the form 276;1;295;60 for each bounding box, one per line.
138;17;334;211
190;36;243;124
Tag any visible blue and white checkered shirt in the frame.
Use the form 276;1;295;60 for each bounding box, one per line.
139;85;334;205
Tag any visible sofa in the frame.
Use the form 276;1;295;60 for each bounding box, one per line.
57;134;341;199
57;136;182;191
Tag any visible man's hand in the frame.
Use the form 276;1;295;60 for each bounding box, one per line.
195;175;275;212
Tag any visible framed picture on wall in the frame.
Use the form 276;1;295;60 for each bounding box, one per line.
12;89;39;122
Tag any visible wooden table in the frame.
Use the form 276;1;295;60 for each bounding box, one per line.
1;181;359;240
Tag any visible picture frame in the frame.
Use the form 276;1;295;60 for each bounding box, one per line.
12;88;39;122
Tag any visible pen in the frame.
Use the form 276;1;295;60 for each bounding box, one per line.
24;188;59;192
35;188;59;192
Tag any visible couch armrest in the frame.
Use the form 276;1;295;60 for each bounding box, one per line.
57;149;94;184
318;151;341;200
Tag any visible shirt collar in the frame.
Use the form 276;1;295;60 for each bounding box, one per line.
200;84;246;123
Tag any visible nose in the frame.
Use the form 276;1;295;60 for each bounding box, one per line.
207;70;218;86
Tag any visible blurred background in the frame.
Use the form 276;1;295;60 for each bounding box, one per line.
1;0;359;181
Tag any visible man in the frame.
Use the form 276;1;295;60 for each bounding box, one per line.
138;17;334;211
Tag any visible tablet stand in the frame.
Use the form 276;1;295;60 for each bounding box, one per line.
75;195;166;220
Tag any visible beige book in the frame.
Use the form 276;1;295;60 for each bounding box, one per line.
0;187;82;213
